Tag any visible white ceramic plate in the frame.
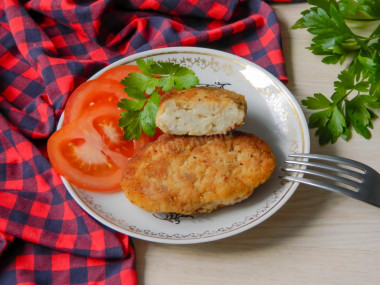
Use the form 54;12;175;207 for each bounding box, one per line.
58;47;310;244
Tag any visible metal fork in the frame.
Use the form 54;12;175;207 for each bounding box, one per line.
281;154;380;207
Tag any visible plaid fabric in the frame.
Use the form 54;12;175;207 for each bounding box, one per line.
0;0;302;284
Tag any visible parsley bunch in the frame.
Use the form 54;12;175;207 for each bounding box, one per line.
291;0;380;144
118;59;199;140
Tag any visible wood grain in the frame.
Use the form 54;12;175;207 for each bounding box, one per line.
134;4;380;284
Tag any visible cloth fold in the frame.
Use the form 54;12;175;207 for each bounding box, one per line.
0;0;294;283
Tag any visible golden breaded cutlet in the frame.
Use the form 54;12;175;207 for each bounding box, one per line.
155;87;247;136
121;131;275;214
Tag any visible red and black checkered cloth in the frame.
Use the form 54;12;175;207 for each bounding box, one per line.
0;0;303;283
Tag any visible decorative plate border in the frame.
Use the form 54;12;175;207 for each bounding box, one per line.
74;184;288;240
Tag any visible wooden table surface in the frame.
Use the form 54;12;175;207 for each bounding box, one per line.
133;3;380;284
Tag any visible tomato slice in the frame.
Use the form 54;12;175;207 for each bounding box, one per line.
48;103;150;191
97;65;141;83
63;78;130;125
52;64;162;191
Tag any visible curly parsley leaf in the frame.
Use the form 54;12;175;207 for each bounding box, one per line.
346;96;376;139
292;0;380;144
118;59;199;140
136;59;199;91
340;0;380;18
118;110;142;141
302;93;332;110
140;90;160;137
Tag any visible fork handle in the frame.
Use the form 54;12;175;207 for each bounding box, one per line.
368;175;380;207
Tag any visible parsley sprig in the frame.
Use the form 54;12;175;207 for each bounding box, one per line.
291;0;380;144
118;59;199;140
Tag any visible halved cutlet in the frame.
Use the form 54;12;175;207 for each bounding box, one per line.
155;87;247;136
121;131;275;214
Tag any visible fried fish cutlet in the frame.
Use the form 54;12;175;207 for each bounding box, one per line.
121;131;275;214
155;87;247;136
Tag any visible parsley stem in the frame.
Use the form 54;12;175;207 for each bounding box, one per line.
334;91;351;106
352;35;371;53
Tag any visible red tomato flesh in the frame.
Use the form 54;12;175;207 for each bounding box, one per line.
50;64;162;191
63;78;130;125
48;103;149;191
97;65;142;82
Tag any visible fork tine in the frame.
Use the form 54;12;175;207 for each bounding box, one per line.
282;167;360;191
281;175;362;200
289;153;368;173
285;160;364;180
